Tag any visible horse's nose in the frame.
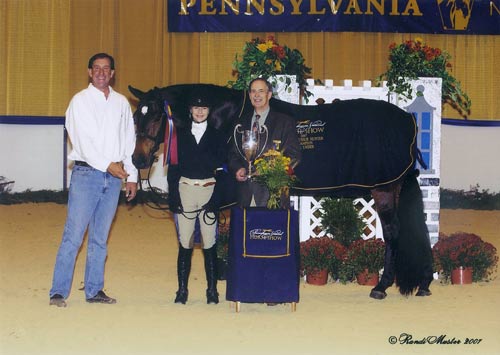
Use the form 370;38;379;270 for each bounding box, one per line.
132;154;147;169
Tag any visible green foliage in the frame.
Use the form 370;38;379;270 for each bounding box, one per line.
377;38;471;118
0;189;69;204
319;198;367;247
0;189;163;206
440;186;500;210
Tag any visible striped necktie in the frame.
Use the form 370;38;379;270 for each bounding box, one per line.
252;114;260;133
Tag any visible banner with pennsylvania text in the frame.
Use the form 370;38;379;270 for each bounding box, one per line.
168;0;500;35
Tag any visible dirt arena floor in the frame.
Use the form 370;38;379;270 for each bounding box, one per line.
0;204;499;355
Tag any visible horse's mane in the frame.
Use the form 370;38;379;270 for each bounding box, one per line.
154;84;252;132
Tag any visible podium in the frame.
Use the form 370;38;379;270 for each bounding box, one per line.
225;207;300;312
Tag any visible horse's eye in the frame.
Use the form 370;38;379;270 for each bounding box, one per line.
141;106;148;115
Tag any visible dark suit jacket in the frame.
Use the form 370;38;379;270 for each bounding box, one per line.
228;108;301;207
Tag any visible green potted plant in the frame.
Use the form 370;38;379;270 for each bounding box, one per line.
300;236;346;285
377;38;471;118
340;238;385;285
432;232;498;283
319;197;367;248
228;35;312;101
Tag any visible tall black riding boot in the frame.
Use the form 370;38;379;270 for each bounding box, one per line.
174;246;193;304
202;245;219;304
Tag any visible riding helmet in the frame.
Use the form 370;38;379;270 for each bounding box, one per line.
188;89;212;108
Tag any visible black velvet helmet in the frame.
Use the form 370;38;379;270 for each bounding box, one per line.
188;90;212;108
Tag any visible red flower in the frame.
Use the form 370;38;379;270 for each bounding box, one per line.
300;236;346;276
272;45;286;59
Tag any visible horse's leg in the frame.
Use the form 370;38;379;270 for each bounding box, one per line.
369;183;402;300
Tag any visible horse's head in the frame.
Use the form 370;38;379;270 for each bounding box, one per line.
129;86;167;169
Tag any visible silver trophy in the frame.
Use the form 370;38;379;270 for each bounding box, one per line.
234;123;268;179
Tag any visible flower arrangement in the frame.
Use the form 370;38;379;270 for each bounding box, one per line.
378;38;471;118
228;36;312;101
300;236;346;278
254;149;297;209
432;232;498;282
339;238;385;283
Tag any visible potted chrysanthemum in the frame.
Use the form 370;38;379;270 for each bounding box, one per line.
378;38;471;117
300;236;347;285
432;232;498;283
339;238;385;285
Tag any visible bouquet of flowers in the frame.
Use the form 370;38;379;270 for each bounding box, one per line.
378;38;471;117
254;149;297;209
228;36;312;101
433;232;498;282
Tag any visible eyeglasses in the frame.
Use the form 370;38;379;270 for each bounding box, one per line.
250;89;269;94
92;66;112;73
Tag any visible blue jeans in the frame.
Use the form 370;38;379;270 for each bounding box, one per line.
49;165;122;299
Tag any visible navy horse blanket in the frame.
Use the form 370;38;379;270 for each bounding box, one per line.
129;84;418;196
269;98;418;196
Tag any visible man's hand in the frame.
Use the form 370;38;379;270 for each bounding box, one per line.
235;167;248;182
107;162;128;179
125;182;137;201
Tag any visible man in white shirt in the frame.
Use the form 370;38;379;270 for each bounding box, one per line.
49;53;137;307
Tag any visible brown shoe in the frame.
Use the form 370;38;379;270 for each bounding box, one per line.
49;294;67;307
86;290;116;304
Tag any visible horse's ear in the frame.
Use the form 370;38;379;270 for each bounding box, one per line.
128;85;145;100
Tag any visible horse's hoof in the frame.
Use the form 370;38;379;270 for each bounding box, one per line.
415;289;432;297
369;289;387;300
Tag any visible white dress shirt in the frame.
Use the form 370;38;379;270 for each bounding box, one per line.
65;83;138;182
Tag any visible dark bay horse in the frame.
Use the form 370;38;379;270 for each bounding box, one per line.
128;84;434;300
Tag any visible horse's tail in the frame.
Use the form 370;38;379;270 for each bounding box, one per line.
395;170;434;295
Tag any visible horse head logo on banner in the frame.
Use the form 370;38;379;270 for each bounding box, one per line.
233;122;268;180
437;0;474;31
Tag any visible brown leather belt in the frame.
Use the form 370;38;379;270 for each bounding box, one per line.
181;181;216;187
75;161;91;168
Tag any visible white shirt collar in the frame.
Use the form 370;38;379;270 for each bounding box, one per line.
191;120;207;144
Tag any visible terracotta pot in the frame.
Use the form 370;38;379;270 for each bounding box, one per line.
356;269;379;286
306;269;328;285
451;266;473;285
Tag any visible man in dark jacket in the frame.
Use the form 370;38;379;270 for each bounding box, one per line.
228;78;301;207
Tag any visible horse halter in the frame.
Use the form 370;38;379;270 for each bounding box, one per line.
135;105;167;163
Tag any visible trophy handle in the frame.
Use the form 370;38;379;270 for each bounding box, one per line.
233;124;246;160
256;124;269;158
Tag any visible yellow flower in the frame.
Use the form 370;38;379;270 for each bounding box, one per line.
415;37;423;44
257;43;271;52
274;61;282;71
249;61;256;67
